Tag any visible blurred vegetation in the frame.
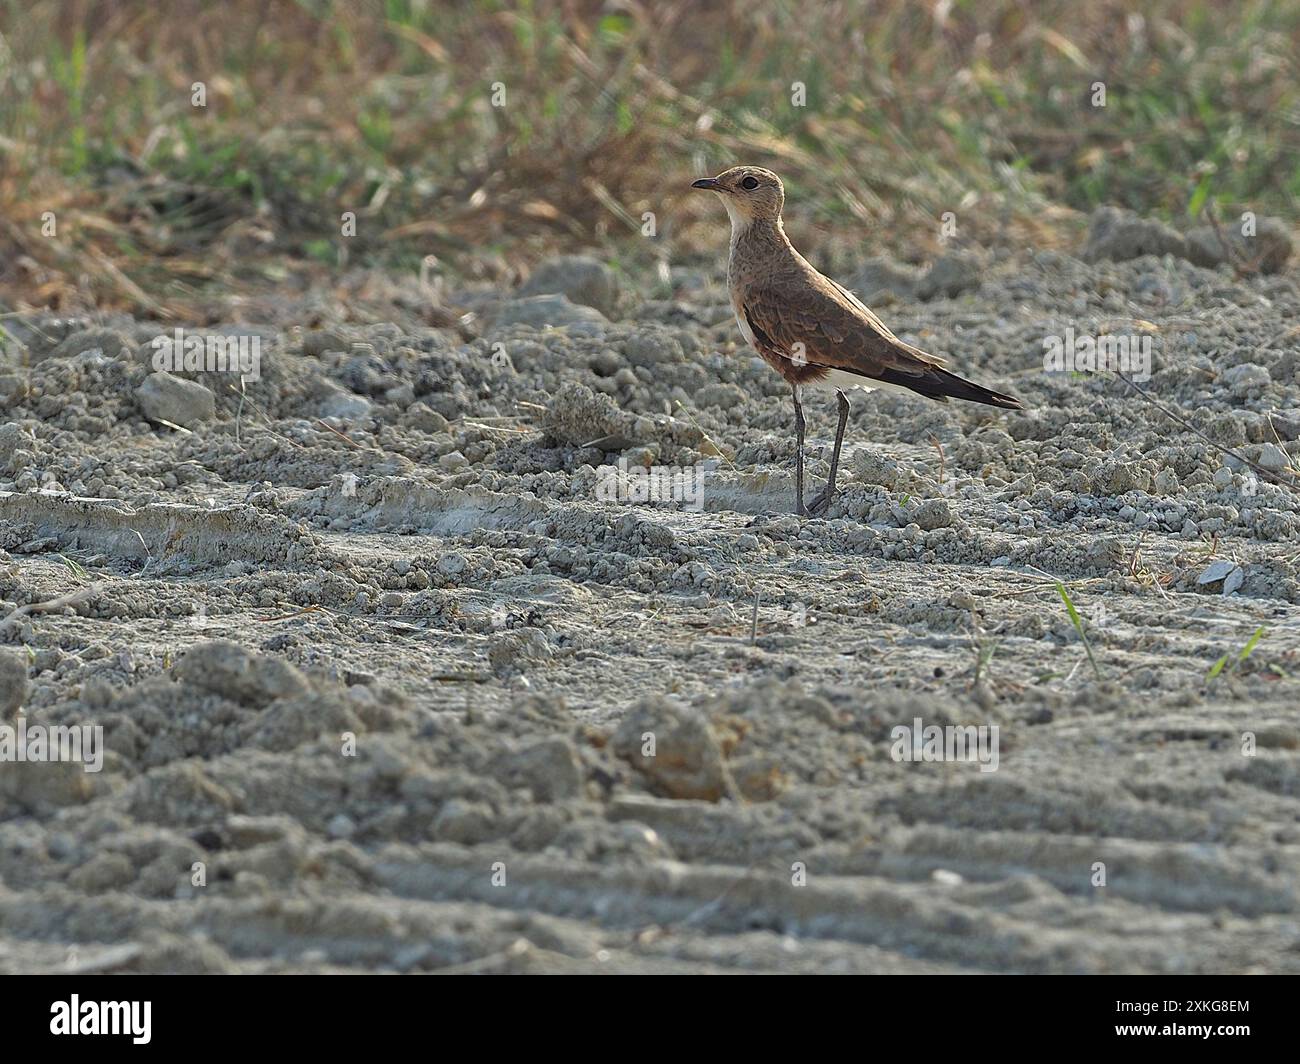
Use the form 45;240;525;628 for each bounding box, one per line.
0;0;1297;316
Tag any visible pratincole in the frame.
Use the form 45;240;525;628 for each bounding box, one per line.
692;165;1022;515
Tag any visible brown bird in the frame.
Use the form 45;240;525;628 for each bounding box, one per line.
692;165;1021;516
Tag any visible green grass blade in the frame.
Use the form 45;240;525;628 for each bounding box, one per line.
1056;582;1102;680
1237;626;1265;665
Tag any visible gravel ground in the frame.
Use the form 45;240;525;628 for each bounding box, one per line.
2;219;1299;973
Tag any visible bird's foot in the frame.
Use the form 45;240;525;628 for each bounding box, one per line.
805;488;835;517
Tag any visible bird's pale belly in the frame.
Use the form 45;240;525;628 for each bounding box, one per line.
808;368;880;394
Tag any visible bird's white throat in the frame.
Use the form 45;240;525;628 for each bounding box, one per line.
721;196;750;235
722;199;785;253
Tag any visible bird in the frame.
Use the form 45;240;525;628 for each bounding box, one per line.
691;165;1022;516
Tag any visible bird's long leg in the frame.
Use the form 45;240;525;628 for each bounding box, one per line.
808;391;850;516
792;384;806;515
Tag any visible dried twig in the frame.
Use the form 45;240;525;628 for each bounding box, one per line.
1114;370;1300;493
0;584;102;634
928;433;946;486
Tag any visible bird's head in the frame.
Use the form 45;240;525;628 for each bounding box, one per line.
691;166;784;228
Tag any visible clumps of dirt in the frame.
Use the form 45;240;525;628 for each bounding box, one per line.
3;227;1300;972
539;379;712;459
1083;206;1294;274
517;255;625;318
612;696;739;801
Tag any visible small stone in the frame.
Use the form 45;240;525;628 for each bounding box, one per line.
1095;462;1143;495
401;404;450;433
326;814;356;839
1256;443;1290;473
437;553;468;578
622;446;657;468
438;450;469;472
136;371;216;428
913;498;953;531
852;450;901;489
1198;560;1238;585
1152;469;1179;495
1268;410;1300;441
315;383;372;422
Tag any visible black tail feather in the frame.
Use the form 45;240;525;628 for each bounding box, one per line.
877;365;1022;410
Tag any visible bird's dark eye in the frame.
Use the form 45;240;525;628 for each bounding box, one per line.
741;176;759;190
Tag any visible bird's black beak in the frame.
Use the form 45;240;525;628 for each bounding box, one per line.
691;178;722;191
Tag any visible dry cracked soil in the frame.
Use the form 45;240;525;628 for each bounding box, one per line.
2;223;1300;974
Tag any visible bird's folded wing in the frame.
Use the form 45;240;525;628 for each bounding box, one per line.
743;277;948;380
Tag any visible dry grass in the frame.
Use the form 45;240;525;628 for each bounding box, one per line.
1;0;1297;317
